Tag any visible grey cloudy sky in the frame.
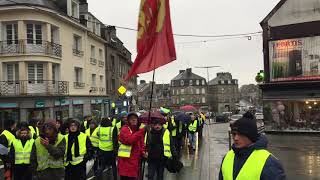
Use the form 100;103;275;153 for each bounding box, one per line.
87;0;280;86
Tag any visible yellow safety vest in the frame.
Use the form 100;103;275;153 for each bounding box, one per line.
83;121;89;131
98;127;114;151
1;130;16;149
139;123;146;129
118;127;132;158
35;134;64;171
163;122;168;129
163;129;172;158
188;120;198;132
12;139;35;164
116;122;122;135
171;117;177;137
85;127;99;147
112;118;117;127
64;132;87;166
222;149;271;180
29;126;39;139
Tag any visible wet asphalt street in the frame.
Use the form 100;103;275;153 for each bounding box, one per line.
102;123;320;180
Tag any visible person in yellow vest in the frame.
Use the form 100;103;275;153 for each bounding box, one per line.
65;119;94;180
96;118;118;180
187;114;198;153
28;119;39;139
35;120;65;180
80;115;93;132
111;115;118;127
9;122;37;180
0;119;17;180
146;118;177;180
116;112;128;135
85;120;99;175
219;117;286;180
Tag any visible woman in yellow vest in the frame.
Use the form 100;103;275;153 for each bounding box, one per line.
64;119;94;180
146;118;177;180
96;118;118;180
35;120;66;180
219;117;286;180
9;122;37;180
0;119;17;180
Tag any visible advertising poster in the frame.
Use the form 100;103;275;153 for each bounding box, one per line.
269;36;320;81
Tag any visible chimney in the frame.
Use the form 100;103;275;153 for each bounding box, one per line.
140;80;146;84
186;68;192;74
179;70;185;74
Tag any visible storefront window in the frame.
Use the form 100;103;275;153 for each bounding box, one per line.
54;106;69;121
264;100;320;131
91;104;102;120
0;109;19;131
73;104;83;121
27;109;48;121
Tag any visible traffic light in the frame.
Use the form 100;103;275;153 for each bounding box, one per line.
255;70;265;83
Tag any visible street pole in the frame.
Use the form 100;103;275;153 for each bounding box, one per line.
195;66;221;115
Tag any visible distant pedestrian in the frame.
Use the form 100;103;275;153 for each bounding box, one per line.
97;118;118;180
35;120;65;180
146;118;177;180
219;117;286;180
187;114;198;152
28;119;39;139
81;115;93;132
0;119;17;180
10;122;36;180
118;112;146;180
64;119;94;180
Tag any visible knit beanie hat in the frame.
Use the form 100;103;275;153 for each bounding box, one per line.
231;117;258;142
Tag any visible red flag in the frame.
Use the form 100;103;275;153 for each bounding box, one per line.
125;0;176;81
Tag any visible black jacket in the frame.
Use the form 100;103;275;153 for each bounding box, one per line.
219;135;286;180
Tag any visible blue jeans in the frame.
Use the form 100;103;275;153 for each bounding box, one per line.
188;132;196;150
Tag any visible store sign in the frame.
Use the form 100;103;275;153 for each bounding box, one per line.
55;99;69;106
0;103;18;108
35;100;45;108
91;99;103;104
269;36;320;82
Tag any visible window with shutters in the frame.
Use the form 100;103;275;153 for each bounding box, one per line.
6;24;18;44
26;24;42;44
6;63;19;82
28;63;43;83
71;1;79;19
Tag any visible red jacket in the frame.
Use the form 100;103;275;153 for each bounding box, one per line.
117;125;145;178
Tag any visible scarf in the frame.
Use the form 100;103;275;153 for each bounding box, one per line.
66;131;80;162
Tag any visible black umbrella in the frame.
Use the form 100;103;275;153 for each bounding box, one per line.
175;112;191;124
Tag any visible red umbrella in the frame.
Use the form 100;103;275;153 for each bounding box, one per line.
139;111;166;124
180;105;197;112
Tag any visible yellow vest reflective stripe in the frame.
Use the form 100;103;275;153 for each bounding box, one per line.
171;117;177;137
188;120;198;132
85;127;99;147
222;149;271;180
139;123;146;129
118;128;132;158
13;139;34;164
35;134;64;171
98;127;114;151
1;130;16;148
163;129;172;158
64;132;87;166
29;126;39;138
163;122;168;129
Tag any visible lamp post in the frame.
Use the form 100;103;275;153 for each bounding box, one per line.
195;66;221;113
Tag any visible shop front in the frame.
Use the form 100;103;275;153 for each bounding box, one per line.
0;103;19;131
27;100;50;120
91;99;103;120
54;99;70;121
73;100;84;121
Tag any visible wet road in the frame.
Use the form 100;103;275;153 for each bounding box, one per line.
102;123;320;180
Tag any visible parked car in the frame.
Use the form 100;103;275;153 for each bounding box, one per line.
215;114;227;123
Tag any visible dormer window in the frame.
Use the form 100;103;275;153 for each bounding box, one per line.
71;0;79;19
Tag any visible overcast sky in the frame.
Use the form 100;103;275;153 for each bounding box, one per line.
87;0;280;86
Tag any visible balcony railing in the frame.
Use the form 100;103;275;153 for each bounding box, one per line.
0;80;68;96
98;60;104;67
74;82;85;89
73;49;84;57
0;40;62;58
90;58;97;65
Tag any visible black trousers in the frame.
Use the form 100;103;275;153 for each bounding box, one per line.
120;176;136;180
98;150;117;180
65;161;86;180
147;162;165;180
13;165;32;180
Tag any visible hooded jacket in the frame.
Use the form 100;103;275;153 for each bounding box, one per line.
219;135;286;180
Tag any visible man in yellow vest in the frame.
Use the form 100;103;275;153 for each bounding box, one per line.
96;118;118;180
219;117;286;180
35;120;65;180
9;122;37;180
64;119;94;180
146;118;177;180
0;119;17;180
85;120;99;175
187;114;198;153
28;119;39;139
80;115;93;132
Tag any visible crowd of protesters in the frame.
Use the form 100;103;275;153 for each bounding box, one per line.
0;111;206;180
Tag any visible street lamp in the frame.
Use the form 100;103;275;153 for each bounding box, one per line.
195;66;221;112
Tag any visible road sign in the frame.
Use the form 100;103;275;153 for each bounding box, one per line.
118;86;127;95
